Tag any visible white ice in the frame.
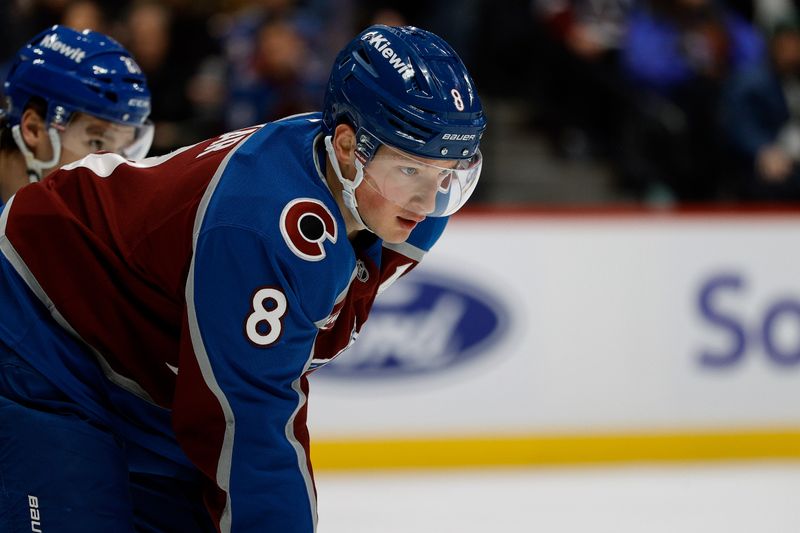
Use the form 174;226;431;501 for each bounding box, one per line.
316;461;800;533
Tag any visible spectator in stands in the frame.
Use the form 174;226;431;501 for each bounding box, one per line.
721;16;800;200
61;0;106;32
221;0;326;129
619;0;765;202
124;0;219;154
531;0;635;160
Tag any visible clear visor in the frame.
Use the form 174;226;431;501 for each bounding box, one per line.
57;113;154;161
359;142;482;218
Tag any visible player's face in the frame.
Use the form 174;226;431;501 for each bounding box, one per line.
356;146;458;243
57;113;137;166
355;180;426;243
363;146;457;213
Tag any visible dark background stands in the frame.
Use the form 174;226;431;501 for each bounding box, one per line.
2;0;799;206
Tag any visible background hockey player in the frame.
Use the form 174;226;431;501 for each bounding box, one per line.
0;25;153;206
0;25;485;532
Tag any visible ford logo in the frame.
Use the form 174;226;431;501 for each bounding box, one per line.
315;268;509;378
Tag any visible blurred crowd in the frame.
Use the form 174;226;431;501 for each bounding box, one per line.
489;0;800;203
3;0;800;204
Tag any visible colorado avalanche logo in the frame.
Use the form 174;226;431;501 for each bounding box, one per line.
280;198;337;261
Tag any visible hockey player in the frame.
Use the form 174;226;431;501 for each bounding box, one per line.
0;25;485;532
0;25;153;206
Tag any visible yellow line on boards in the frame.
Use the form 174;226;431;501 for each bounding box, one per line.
311;429;800;471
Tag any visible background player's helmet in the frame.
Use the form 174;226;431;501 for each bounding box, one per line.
322;25;486;220
2;25;153;161
323;25;485;161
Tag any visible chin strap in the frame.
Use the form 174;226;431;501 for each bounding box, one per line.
11;125;62;182
324;135;374;233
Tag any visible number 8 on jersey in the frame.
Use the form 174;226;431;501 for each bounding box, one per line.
245;287;287;347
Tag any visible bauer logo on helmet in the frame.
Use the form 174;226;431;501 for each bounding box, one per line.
442;134;476;141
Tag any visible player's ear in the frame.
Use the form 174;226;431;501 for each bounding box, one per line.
332;124;356;171
19;108;48;152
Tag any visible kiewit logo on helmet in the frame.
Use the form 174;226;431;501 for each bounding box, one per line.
361;31;415;81
39;33;86;63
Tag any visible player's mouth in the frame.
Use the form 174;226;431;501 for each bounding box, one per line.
397;215;423;230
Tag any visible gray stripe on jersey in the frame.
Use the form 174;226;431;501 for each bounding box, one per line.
187;129;317;532
383;240;426;262
187;138;245;533
60;143;196;175
312;132;325;185
287;351;319;528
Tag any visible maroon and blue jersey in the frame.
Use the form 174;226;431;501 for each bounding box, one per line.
0;113;446;531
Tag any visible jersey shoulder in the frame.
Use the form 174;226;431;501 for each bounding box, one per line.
199;114;355;323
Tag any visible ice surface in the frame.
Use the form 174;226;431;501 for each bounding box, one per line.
316;462;800;533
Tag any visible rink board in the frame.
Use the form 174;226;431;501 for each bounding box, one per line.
308;209;800;468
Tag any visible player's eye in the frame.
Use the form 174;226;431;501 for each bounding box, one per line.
88;138;106;151
399;166;418;177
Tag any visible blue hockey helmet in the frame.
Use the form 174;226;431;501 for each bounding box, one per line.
2;25;153;165
323;25;485;161
322;25;486;219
